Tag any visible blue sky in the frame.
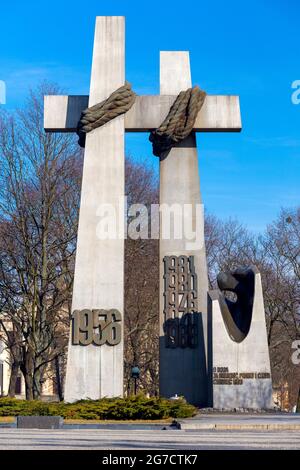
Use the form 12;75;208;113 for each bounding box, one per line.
0;0;299;232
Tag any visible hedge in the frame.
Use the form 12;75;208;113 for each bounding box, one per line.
0;395;196;420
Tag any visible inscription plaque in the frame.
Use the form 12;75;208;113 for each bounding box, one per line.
212;366;271;385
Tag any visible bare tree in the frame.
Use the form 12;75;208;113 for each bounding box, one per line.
205;214;259;287
260;208;300;409
0;83;82;399
124;157;159;396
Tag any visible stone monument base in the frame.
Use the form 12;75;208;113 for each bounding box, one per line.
208;266;273;410
17;416;63;429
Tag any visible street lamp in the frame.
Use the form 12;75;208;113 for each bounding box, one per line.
131;366;140;395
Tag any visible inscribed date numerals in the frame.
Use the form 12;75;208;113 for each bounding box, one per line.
72;309;122;346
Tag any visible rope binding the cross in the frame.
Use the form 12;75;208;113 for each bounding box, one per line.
77;82;136;148
77;82;206;157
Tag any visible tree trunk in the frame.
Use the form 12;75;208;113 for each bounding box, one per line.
297;386;300;412
55;356;64;401
33;368;42;400
24;373;34;401
8;362;19;397
21;349;35;400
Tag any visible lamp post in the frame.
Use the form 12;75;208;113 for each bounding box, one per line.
131;366;140;395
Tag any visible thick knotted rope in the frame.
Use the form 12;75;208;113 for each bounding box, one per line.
149;86;206;157
77;82;136;148
76;83;206;155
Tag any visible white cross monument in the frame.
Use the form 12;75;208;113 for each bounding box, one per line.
44;16;241;404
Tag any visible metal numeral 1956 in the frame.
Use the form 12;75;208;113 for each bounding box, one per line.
72;309;122;346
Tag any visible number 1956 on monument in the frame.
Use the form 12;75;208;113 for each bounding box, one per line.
72;309;122;346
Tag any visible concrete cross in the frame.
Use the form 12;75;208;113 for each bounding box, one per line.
44;16;241;404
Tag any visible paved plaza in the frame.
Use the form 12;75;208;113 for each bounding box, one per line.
0;428;299;450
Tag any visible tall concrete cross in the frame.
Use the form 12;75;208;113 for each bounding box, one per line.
44;16;241;404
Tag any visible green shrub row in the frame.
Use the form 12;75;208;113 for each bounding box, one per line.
0;394;196;420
